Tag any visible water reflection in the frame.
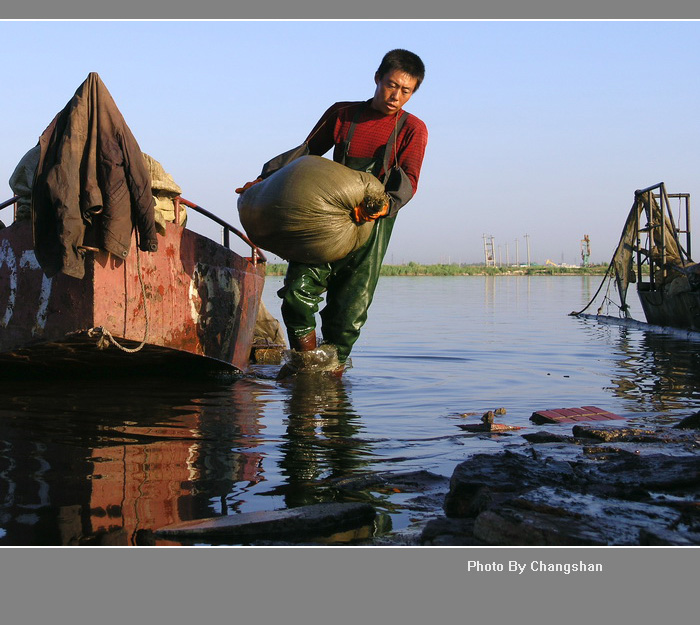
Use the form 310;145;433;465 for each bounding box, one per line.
0;370;378;545
482;275;531;315
605;327;700;416
273;374;371;508
0;376;268;545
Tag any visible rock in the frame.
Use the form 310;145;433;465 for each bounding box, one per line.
443;451;576;518
455;411;522;433
572;425;665;443
421;517;486;546
441;483;684;546
522;431;572;444
577;453;700;490
674;412;700;429
458;422;522;433
155;502;376;541
429;447;700;546
473;506;607;546
482;411;495;425
328;470;448;493
639;527;700;546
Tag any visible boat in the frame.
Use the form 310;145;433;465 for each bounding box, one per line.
0;197;267;376
573;182;700;333
0;73;269;377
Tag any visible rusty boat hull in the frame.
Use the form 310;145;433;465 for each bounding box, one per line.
0;220;265;376
637;286;700;332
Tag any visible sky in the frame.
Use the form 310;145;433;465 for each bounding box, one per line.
1;20;699;266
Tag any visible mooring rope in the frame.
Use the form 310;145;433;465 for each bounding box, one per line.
569;260;614;317
87;248;150;353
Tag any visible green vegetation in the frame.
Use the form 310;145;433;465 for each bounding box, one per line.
265;263;291;276
265;261;610;277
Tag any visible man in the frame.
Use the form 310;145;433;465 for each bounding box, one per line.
241;49;427;376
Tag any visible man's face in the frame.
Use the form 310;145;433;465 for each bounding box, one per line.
370;69;418;115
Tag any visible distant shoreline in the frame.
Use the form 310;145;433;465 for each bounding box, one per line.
264;262;610;277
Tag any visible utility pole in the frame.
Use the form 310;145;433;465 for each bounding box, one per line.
524;233;531;267
515;238;519;267
581;234;591;267
483;234;495;267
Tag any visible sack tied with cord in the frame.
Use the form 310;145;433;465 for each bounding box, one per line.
237;155;390;264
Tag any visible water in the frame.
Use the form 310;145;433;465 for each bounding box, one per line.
2;275;700;546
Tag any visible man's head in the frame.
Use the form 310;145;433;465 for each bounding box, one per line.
371;49;425;116
376;49;425;91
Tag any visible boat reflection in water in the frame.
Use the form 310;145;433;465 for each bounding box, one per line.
0;368;380;546
587;318;700;425
0;376;267;545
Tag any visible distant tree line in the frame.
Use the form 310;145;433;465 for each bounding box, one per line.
264;261;610;277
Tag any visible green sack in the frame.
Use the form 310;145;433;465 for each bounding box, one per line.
237;155;388;263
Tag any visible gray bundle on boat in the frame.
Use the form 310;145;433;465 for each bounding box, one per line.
237;155;388;263
8;145;40;221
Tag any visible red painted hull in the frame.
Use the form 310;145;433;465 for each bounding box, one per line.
0;220;265;375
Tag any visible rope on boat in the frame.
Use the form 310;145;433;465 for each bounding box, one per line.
87;248;150;353
569;260;615;317
569;251;630;319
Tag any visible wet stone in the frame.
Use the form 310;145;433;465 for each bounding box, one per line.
421;517;486;546
496;486;680;545
458;422;522;433
421;446;700;546
572;425;666;443
639;527;700;546
327;469;448;494
443;451;576;518
577;453;700;490
674;411;700;430
457;408;521;433
155;502;376;542
522;431;572;444
472;506;608;547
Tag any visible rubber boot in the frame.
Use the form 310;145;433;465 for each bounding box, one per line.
277;330;317;380
327;364;345;378
289;330;317;352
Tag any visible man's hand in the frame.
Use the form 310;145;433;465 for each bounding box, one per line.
235;177;263;194
351;200;389;223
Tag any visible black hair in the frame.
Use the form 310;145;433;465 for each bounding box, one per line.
376;49;425;91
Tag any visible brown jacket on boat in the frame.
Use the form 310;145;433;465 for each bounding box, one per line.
32;72;158;279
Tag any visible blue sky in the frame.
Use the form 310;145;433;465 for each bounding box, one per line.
1;20;698;265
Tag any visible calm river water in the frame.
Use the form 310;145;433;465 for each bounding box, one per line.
2;275;700;546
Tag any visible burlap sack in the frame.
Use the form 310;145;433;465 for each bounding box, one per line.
237;155;388;264
142;153;187;233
